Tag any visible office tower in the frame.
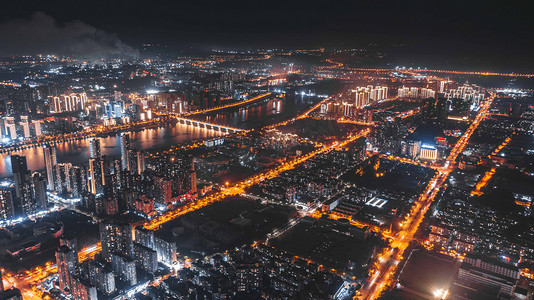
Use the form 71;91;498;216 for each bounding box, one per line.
127;149;138;175
56;245;77;292
407;140;422;158
55;163;73;195
112;159;122;190
120;133;130;171
10;155;28;199
133;243;158;274
398;87;410;98
59;235;79;266
99;222;134;261
137;151;145;175
79;92;87;110
88;158;103;195
134;226;155;249
355;91;370;108
88;260;116;294
31;120;42;136
353;86;388;108
134;226;176;266
439;80;447;93
0;187;15;221
111;253;137;286
43;145;57;191
419;145;438;160
70;166;87;198
31;172;47;210
411;87;418;98
70;276;98;300
127;149;145;175
89;138;101;159
19;118;30;138
11;155;32;216
4;117;17;140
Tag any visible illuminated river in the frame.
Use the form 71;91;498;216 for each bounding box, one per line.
0;93;317;177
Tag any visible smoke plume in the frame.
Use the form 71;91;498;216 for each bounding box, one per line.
0;12;139;59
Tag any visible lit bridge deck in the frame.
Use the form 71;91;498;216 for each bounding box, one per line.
174;117;243;133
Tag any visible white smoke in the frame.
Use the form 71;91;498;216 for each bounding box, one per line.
0;12;139;59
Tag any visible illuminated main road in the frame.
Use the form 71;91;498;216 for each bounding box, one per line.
320;59;534;78
2;93;330;297
361;95;496;299
2;89;493;299
144;128;371;230
183;93;272;116
2;243;101;299
262;97;330;130
470;134;512;196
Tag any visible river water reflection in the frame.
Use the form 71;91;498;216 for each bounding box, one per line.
0;93;316;177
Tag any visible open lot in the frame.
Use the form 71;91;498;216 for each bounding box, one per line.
270;221;384;273
157;197;296;256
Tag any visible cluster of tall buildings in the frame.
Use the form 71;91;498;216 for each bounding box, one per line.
83;134;150;216
319;100;374;123
132;92;188;115
1;116;42;141
444;83;486;108
0;129;200;222
54;223;176;299
0;155;47;222
400;139;443;161
205;71;245;94
350;85;388;108
43;145;87;198
55;235;99;300
397;86;436;99
262;129;299;150
81;134;197;217
48;92;88;114
319;86;384;122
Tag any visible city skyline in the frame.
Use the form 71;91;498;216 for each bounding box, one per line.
1;1;534;71
0;2;533;300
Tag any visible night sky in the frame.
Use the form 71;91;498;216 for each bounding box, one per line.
1;0;533;70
